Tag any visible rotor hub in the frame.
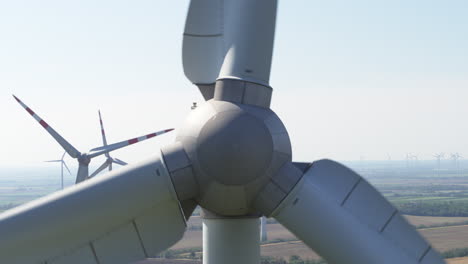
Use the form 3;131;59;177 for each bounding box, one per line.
78;154;91;165
197;109;273;186
175;100;292;216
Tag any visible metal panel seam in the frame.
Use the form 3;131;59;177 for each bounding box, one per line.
89;242;100;264
340;178;362;206
419;246;432;263
183;33;223;37
132;220;149;258
379;209;398;233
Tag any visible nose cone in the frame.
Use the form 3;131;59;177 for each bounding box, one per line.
176;100;291;216
197;109;273;185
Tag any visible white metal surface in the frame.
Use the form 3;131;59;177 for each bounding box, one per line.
203;217;260;264
0;154;186;264
183;0;277;86
183;0;224;84
217;0;277;86
272;159;446;264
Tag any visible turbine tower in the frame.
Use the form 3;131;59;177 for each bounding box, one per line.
260;216;267;242
13;95;173;183
0;1;444;264
44;151;71;190
433;152;444;177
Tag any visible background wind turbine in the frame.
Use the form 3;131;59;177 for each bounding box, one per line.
1;2;444;264
13;95;173;183
44;151;71;190
88;110;129;179
433;152;444;176
450;152;462;175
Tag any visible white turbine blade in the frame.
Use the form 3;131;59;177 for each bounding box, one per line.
112;158;127;166
183;0;224;85
270;160;445;264
88;160;110;179
98;110;110;159
0;155;187;264
62;161;72;175
45;160;62;163
13;95;81;159
217;0;277;86
87;129;174;159
183;0;277;99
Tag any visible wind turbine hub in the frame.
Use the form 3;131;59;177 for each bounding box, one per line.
175;99;292;216
197;108;273;185
78;155;90;165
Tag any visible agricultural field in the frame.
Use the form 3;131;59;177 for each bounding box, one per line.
448;257;468;264
3;164;468;263
169;216;468;261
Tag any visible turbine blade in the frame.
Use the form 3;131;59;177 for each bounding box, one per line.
12;95;81;159
61;151;66;160
44;160;61;163
62;161;72;175
88;160;110;179
0;156;187;263
87;129;174;159
183;0;277;89
217;0;277;85
112;158;128;166
98;110;109;158
268;160;445;264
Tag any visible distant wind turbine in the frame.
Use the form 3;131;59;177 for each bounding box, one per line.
13;95;174;183
45;151;71;190
450;153;462;175
433;153;444;176
88;111;129;179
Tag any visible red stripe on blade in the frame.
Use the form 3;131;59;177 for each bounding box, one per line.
12;95;21;103
165;128;174;133
146;133;156;139
26;108;35;116
39;120;49;128
128;138;138;144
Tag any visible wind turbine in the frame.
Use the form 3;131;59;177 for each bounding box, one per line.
1;1;444;264
13;95;173;183
88;111;129;179
44;151;71;190
450;153;462;175
433;152;444;176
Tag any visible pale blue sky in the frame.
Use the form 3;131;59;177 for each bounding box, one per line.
1;0;467;167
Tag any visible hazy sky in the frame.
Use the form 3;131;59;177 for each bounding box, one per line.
1;0;467;168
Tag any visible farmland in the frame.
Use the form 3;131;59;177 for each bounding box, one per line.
169;216;468;261
2;162;468;263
